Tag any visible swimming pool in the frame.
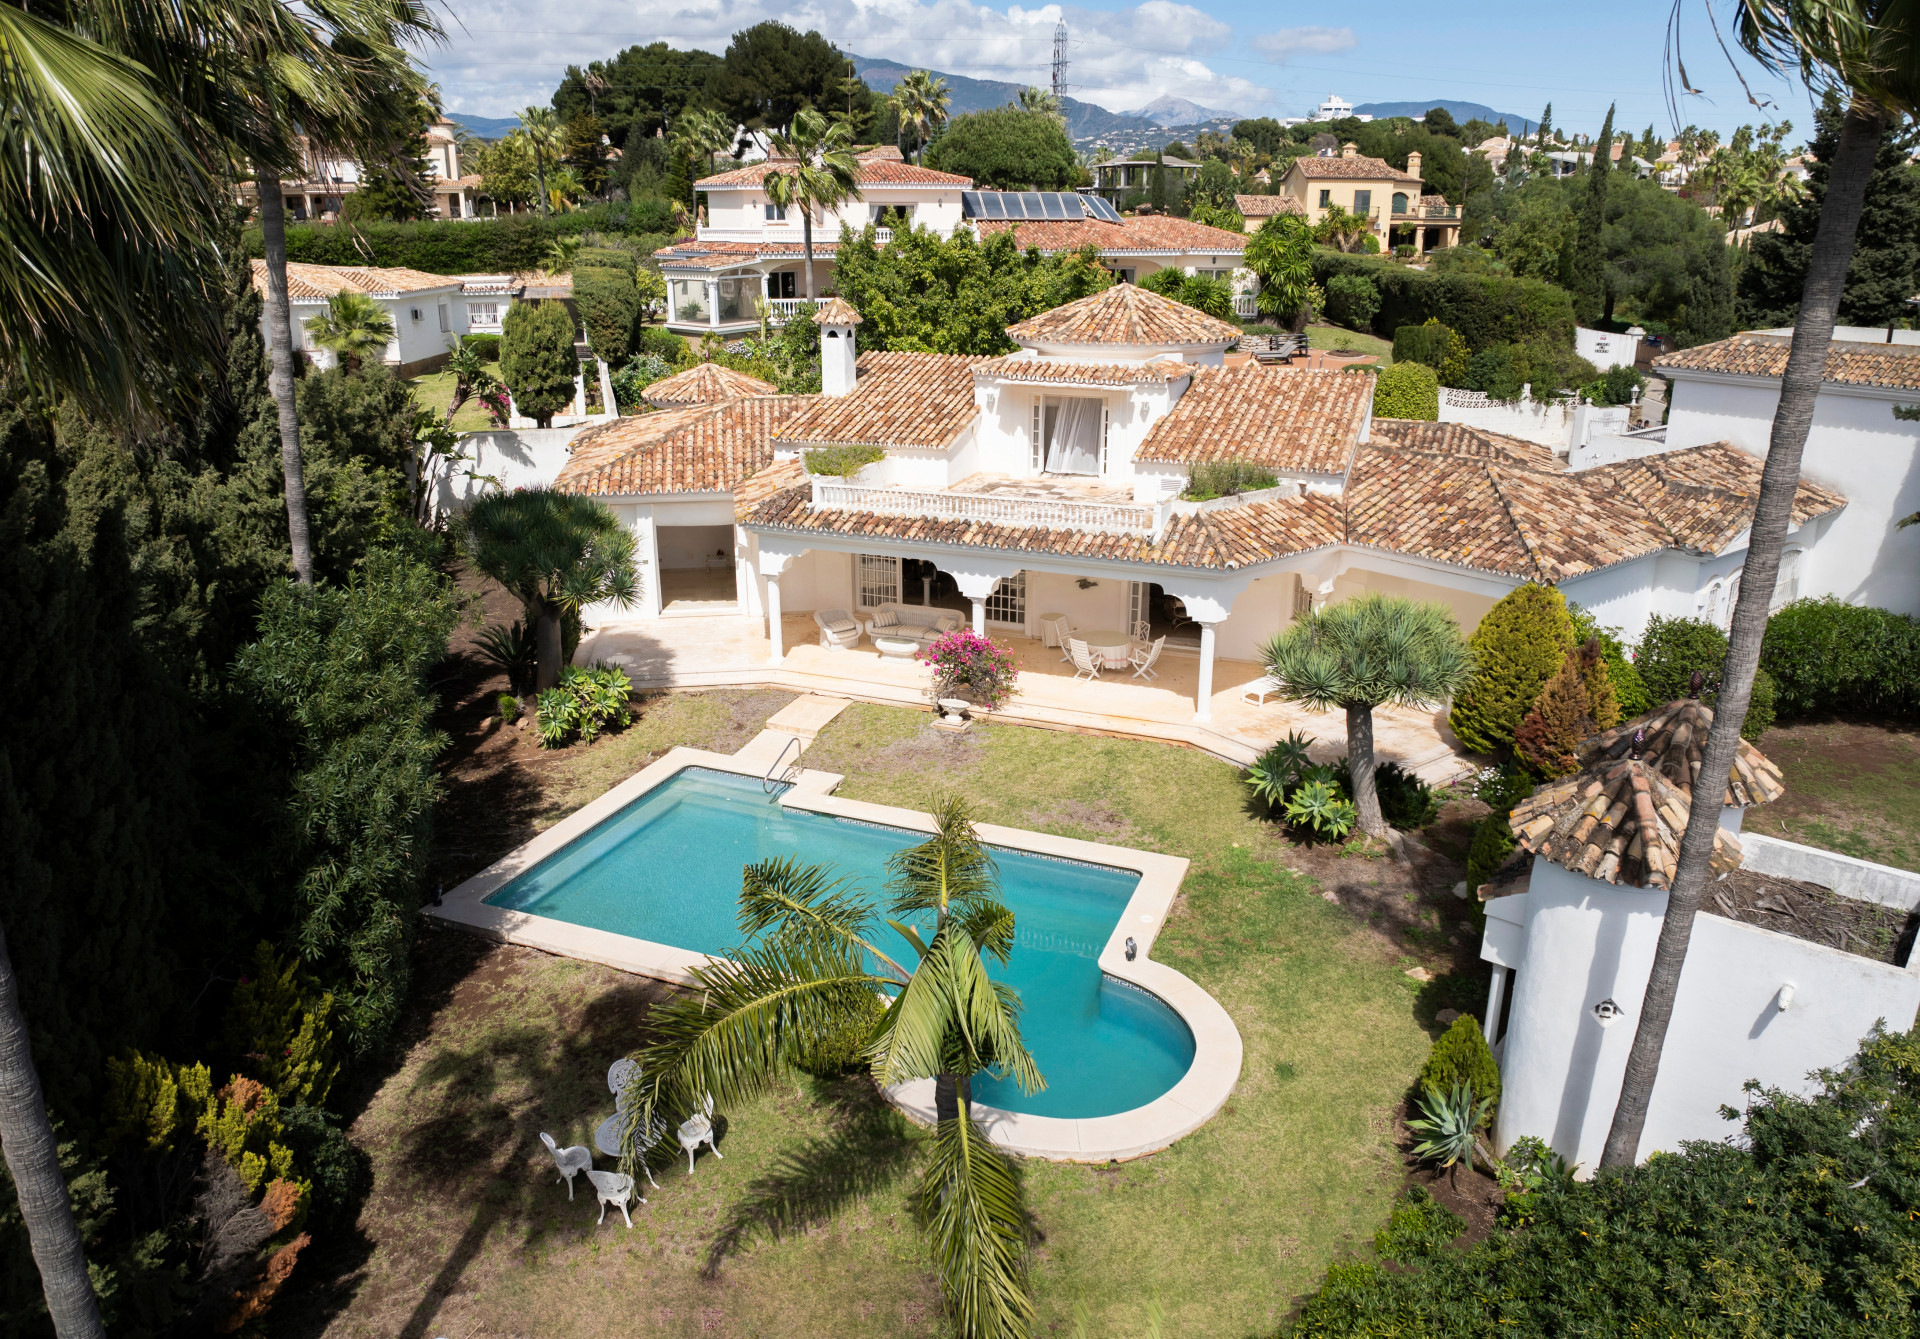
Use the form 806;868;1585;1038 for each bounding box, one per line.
485;766;1196;1119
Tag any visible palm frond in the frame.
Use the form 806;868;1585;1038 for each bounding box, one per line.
887;791;998;918
738;856;911;982
869;923;1041;1094
953;897;1017;966
913;1112;1034;1339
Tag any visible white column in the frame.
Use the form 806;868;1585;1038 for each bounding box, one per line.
765;574;784;665
1194;621;1218;722
971;597;987;636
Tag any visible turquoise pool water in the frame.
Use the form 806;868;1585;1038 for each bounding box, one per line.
486;767;1195;1118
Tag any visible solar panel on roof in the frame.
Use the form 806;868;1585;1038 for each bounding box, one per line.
1040;193;1069;219
1019;192;1045;218
1085;195;1123;223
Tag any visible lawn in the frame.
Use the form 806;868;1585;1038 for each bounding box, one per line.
406;366;496;433
289;691;1480;1339
1305;322;1392;363
1754;719;1920;873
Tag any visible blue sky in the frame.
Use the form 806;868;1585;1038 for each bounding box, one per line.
422;0;1815;142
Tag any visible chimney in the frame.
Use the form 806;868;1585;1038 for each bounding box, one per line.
1406;151;1422;181
1340;142;1358;158
813;299;862;397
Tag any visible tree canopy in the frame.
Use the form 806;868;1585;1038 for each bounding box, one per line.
923;107;1077;190
551;42;724;146
706;22;858;132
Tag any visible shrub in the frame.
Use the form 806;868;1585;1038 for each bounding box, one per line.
1408;1082;1494;1174
635;324;692;366
1310;250;1577;350
535;663;634;748
476;620;537;694
1465;810;1519;895
224;943;338;1106
1631;614;1774;739
1325;273;1381;329
1582;362;1645;407
1140;267;1235;320
1285;779;1358;840
1394;243;1417;259
1182;458;1279;500
1462;343;1522;400
1761;596;1920;720
1568;603;1649;718
1420;1014;1501;1108
500;301;579;427
1450;584;1575;755
1333;759;1440;829
461;332;501;360
573;258;641;366
1372;360;1439;420
803;443;886;478
1515;639;1616;779
1374;1187;1465;1264
916;629;1021;710
609;352;676;411
497;692;520;723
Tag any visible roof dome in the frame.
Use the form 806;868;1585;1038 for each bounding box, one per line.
1005;282;1242;353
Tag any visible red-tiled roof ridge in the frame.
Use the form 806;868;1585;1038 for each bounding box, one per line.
558;395;816;497
1006;282;1242;348
1653;330;1920;392
772;351;987;450
641;361;777;408
1137;365;1372;474
1509;757;1744;890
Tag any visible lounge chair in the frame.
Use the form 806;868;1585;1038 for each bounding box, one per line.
1068;638;1103;682
1129;635;1167;681
1240;675;1284;706
814;608;862;650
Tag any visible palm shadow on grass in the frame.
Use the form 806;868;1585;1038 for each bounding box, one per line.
702;1071;923;1278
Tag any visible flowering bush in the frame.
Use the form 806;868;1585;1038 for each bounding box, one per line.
916;629;1020;710
480;385;511;428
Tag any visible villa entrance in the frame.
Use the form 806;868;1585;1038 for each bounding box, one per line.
657;524;736;612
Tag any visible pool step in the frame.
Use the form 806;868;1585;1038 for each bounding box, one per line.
762;694;852;744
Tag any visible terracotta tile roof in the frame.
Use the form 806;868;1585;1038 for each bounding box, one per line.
652;239;834;271
1371;419;1560;467
739;473;1345;570
1235;194;1303;217
1007;283;1242;350
641;362;777;408
697;158;971;188
557;396;816;497
857;145;905;162
812;297;862;325
1288;153;1422;183
973;215;1248;256
1582;443;1846;554
1136;366;1371;473
772;351;986;450
1577;700;1786;808
1653;332;1920;391
1509;757;1744;890
972;356;1195;387
733;458;807;520
251;259;459;300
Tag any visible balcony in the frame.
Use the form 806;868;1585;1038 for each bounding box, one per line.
1391;203;1460;221
766;297;819;321
810;475;1172;540
694;224;894;245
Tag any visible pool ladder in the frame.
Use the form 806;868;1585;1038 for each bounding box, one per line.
764;734;803;793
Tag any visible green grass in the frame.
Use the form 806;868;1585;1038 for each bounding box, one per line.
1755;721;1920;873
337;702;1443;1338
407;366;496;433
1306;322;1392;362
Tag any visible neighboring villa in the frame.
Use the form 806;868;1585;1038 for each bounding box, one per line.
1274;144;1459;253
252;261;488;376
1088;155;1203;205
243;115;483;223
657;147;1250;334
1235;194;1304;224
544;284;1848;725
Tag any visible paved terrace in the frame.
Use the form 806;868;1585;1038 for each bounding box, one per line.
577;611;1474;784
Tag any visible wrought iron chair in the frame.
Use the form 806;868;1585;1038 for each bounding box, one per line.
585;1168;639;1226
678;1093;723;1174
539;1132;592;1200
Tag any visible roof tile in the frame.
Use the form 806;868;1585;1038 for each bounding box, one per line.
973;356;1195;387
641;362;777;408
1654;331;1920;391
974;215;1247;256
1576;699;1786;808
1006;283;1242;349
1137;366;1371;473
773;351;986;450
557;396;815;496
698;158;972;188
1286;153;1423;183
250;259;458;300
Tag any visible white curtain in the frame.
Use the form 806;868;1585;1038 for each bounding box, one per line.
1045;397;1102;474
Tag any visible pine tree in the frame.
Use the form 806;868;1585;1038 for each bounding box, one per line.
1569;103;1615;325
1449;583;1576;755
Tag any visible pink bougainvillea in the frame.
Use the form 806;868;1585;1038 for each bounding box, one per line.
916;629;1020;710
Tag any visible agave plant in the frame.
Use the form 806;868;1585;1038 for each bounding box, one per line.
1245;730;1316;806
1408;1081;1495;1185
1283;780;1356;841
621;793;1041;1338
475;620;537;695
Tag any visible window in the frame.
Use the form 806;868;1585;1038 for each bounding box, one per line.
1701;573;1741;631
1353;189;1371;214
1318;189;1331;208
984;572;1026;626
717;276;751;323
1292;578;1314;618
1771;549;1803;610
437;303;450;332
764;202;787;221
1030;399;1044;471
470;301;499;327
857;554;900;608
1392;192;1409;214
671;278;710;323
1040;396;1105;475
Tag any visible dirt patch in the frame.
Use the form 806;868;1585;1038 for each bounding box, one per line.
851;718;985;777
1389;1103;1505;1248
1024;797;1137;841
1709;868;1918;965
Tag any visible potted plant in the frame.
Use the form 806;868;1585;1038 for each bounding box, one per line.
916;629;1019;712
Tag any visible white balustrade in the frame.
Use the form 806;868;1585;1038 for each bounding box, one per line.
810;478;1172;540
765;298;820;321
1232;293;1258;318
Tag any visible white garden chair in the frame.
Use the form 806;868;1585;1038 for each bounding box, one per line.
539;1132;592;1200
1129;619;1152;645
1129;635;1167;681
678;1094;723;1174
1240;675;1284;706
1067;638;1103;682
813;608;862;650
585;1168;640;1227
608;1057;638;1104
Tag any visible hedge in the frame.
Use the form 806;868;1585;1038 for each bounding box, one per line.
248;200;677;275
1761;597;1920;720
1633;614;1776;740
1311;249;1575;352
1372;360;1438;420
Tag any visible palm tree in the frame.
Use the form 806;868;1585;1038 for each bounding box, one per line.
303;291;395;373
1260;593;1475;840
622;794;1040;1338
890;69;951;163
761;109;860;301
669;106;733;184
458;489;640;691
1016;85;1063;124
543;163;584;213
1245;214;1316;330
519;106;563;219
542;233;582;276
1600;0;1920;1173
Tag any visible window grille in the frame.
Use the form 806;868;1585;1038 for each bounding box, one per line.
856;554;900;608
984;571;1026;626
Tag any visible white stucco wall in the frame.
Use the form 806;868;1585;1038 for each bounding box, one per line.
434;428;586;514
1663;372;1919;614
1438;389;1576;450
1491;854;1920;1174
1575;327;1642;370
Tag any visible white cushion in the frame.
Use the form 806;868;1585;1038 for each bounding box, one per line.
821;615;858;634
871;608;898;628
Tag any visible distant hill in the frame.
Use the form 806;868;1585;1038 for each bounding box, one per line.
1121;95;1240;127
1354;100;1537;134
445;111;520;140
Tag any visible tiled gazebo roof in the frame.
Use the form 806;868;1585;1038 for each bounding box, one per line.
1576;699;1786;808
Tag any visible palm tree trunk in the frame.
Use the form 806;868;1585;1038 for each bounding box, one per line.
535;599;564;692
802;213;816;301
0;921;105;1339
1346;702;1387;838
933;1072;970;1124
536;157;550;220
1598;100;1887;1173
257;168;315;585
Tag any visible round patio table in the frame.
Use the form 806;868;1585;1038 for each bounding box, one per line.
1078;630;1133;669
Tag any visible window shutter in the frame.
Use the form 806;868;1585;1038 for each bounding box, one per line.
1030;398;1043;472
1100;403;1112;473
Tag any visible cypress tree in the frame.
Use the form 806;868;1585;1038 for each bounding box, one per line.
1150;148;1168;213
1449;583;1576;755
1537;102;1552;146
500;301;580;427
1569;103;1615;325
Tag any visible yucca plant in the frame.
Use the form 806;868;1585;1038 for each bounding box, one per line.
622;793;1041;1338
1408;1081;1495;1187
475;620;537;694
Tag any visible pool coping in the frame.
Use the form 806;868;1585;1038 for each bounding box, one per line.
424;746;1243;1163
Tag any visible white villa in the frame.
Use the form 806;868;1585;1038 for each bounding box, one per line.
254;261;480;377
658;146;1252;335
539;285;1851;731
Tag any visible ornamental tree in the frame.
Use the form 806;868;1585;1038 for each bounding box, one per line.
500;300;579;428
1450;583;1575;755
1261;593;1474;839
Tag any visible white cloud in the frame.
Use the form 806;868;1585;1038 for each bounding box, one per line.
418;0;1275;119
1250;26;1356;62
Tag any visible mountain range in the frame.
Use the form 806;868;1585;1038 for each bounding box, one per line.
1353;100;1537;134
444;111;521;139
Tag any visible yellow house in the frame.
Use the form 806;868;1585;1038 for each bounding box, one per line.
1277;144;1461;253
